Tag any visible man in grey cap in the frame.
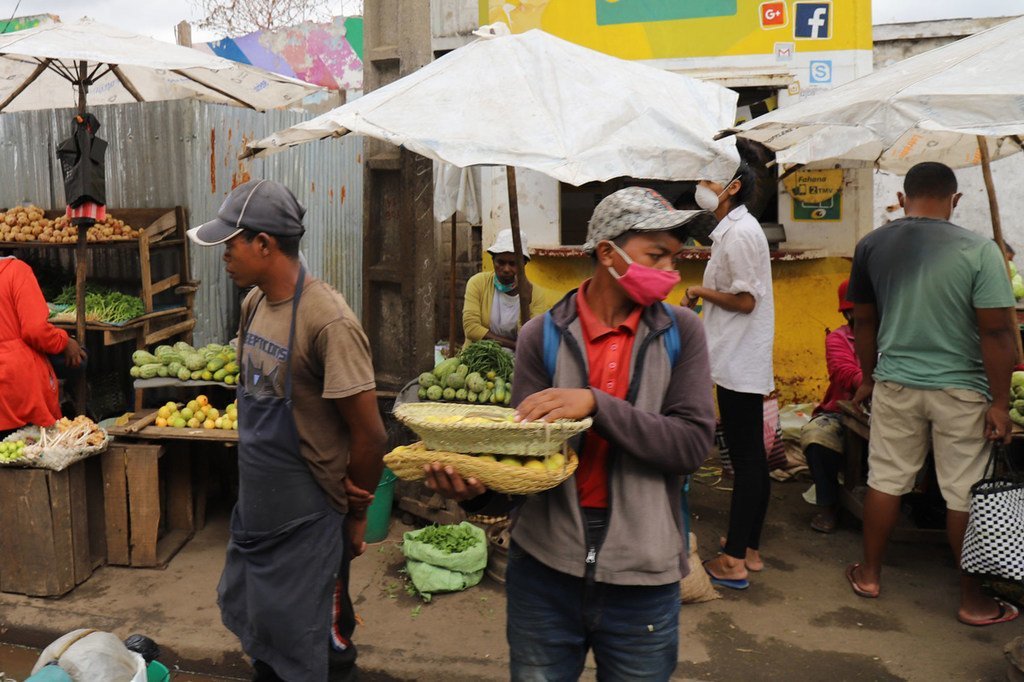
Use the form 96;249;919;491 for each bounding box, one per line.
425;186;715;681
189;179;388;682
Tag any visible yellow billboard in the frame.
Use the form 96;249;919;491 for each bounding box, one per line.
481;0;872;61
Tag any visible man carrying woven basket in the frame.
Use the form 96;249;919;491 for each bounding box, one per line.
426;186;716;681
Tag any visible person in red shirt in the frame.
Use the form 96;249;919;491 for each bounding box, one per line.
0;256;86;435
800;279;861;533
424;187;715;681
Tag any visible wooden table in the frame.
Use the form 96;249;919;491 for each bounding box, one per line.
105;409;237;567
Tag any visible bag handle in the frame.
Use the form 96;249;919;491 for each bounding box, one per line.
983;442;1020;482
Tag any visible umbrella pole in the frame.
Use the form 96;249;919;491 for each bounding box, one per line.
505;167;530;326
977;135;1024;364
449;214;458;358
73;62;90;414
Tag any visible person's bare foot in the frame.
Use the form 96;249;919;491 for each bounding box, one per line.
720;537;764;571
704;553;748;581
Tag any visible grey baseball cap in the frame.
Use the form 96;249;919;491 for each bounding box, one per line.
188;179;306;246
582;186;703;253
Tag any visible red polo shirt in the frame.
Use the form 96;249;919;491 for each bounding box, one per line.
575;280;642;509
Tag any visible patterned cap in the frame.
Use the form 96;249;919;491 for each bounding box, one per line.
582;187;704;253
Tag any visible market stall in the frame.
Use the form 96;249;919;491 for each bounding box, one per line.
0;18;322;588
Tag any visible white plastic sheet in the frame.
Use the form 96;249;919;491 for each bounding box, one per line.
0;18;321;112
248;29;739;186
736;16;1024;172
32;630;146;682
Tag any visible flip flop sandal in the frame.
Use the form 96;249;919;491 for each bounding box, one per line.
811;513;837;534
718;538;764;572
957;599;1020;627
846;563;880;599
703;559;750;590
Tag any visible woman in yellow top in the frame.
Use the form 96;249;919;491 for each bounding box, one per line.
462;229;560;350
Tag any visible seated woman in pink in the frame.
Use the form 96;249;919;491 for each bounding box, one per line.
800;279;861;533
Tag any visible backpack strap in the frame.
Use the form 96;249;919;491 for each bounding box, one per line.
542;311;560;380
661;302;681;367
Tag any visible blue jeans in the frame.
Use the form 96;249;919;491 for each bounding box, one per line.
506;542;680;681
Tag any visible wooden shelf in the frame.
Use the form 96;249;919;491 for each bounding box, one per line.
108;409;238;443
51;306;193;347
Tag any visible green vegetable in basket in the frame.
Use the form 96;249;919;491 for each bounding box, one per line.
478;388;491;404
459;340;514;382
467;391;478;403
426;385;443;401
418;372;438;388
446;372;466;390
418;387;428;400
442;387;456;401
433;358;461;381
466;373;486;394
414;524;482;555
455;388;468;401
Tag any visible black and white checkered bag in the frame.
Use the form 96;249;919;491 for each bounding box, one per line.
961;444;1024;582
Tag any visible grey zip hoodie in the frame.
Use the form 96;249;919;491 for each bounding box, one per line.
510;291;715;586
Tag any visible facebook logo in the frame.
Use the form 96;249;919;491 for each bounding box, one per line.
794;2;831;39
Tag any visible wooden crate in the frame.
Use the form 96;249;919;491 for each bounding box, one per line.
0;458;106;597
102;441;197;567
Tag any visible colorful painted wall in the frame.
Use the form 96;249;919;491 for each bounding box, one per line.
195;16;364;91
493;256;851;405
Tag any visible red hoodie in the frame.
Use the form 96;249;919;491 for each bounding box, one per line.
0;258;68;430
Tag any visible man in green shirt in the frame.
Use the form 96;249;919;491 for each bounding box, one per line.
845;161;1018;627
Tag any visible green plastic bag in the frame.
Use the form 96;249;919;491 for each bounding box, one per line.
405;560;484;595
403;522;487;595
402;522;487;572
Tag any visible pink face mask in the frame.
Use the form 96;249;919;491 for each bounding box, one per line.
607;241;681;307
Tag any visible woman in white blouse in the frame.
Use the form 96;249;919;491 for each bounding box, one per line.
684;159;775;590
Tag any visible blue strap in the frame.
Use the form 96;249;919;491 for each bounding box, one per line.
542;312;559;380
661;302;681;367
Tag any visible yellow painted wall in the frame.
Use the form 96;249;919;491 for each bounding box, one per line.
505;255;853;405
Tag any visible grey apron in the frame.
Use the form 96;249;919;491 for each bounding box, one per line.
218;268;344;681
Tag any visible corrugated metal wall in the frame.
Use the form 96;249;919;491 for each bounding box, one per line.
0;99;363;344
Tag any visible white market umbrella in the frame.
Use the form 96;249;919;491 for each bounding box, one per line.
0;17;321;113
0;17;322;356
247;27;739;322
732;15;1024;234
247;28;739;184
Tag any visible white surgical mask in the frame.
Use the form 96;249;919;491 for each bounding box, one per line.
694;185;722;212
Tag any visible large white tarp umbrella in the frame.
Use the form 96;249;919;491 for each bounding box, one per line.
245;28;739;183
732;15;1024;228
0;17;321;112
246;27;739;326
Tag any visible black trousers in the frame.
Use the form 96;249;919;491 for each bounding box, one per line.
804;443;842;509
718;386;771;559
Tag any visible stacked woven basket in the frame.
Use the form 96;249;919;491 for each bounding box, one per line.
385;403;590;495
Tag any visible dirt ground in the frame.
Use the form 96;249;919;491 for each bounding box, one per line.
1;470;1022;681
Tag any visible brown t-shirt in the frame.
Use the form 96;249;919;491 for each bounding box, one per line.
238;278;375;513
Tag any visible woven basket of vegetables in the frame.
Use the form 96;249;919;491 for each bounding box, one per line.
384;442;578;495
393;403;591;456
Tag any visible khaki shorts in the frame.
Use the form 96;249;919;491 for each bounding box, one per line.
867;381;991;512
